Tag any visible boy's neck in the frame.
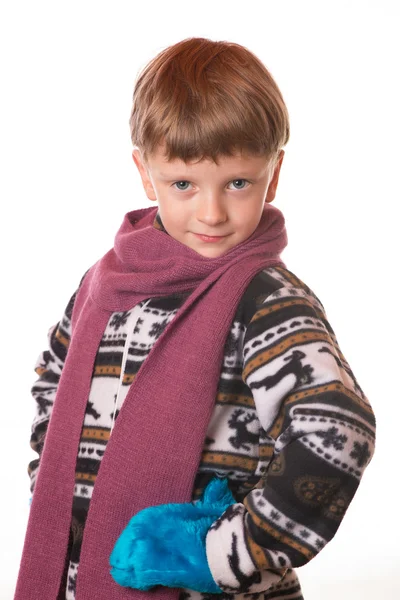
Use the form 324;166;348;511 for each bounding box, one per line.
153;209;168;234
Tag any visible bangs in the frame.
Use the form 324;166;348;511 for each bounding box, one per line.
129;37;289;166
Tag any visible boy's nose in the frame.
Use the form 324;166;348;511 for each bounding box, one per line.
196;197;228;226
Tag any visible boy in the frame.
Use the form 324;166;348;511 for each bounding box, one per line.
15;37;376;600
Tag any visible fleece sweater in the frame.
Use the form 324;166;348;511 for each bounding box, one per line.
28;211;376;600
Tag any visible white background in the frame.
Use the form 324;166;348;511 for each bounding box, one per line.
1;1;399;598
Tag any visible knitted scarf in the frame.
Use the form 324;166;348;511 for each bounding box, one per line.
15;203;288;600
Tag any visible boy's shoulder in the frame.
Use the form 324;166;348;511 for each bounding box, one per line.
239;265;325;325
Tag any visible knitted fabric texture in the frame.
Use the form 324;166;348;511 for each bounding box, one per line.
15;203;288;600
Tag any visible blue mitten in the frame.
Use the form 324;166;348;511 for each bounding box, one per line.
109;477;236;593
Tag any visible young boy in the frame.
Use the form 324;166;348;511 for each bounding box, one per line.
15;37;376;600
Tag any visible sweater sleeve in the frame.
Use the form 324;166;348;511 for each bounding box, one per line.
205;284;376;595
28;272;89;495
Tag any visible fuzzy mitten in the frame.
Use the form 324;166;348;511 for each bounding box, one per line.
109;477;236;593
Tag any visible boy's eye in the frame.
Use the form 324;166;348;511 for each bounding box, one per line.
172;179;250;191
229;179;250;190
173;181;191;191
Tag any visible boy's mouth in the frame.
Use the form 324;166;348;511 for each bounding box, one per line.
193;233;228;242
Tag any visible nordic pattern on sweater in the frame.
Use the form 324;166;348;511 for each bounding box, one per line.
28;228;375;600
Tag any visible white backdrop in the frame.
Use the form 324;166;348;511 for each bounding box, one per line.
1;1;398;598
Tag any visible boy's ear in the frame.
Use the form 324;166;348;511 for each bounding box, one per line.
132;149;157;202
265;150;285;204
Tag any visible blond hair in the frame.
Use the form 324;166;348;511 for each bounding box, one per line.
129;37;289;166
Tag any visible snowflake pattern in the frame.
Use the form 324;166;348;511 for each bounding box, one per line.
270;509;281;521
149;318;169;339
316;427;348;450
350;440;371;467
109;311;131;331
270;289;282;298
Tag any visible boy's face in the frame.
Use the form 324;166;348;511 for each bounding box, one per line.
132;144;284;258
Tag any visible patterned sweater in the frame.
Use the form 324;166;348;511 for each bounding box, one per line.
28;213;376;600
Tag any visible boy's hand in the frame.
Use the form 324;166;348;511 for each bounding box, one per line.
109;477;236;594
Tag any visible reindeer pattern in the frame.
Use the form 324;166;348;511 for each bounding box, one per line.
28;263;375;600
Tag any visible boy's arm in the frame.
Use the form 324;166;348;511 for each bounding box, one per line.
205;284;376;595
28;272;88;496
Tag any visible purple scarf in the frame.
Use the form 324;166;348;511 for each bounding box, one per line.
15;204;288;600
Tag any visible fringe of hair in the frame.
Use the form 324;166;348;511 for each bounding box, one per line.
129;37;290;166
